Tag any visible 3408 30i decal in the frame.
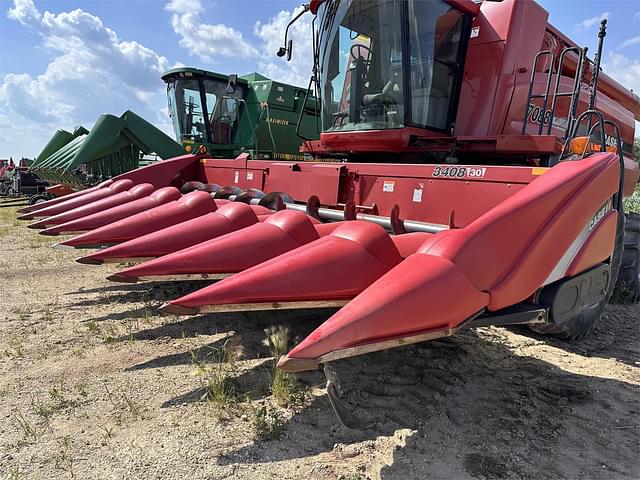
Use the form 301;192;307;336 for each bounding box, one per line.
432;166;487;178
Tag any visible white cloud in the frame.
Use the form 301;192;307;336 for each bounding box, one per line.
619;36;640;49
7;0;40;25
574;12;609;32
0;0;173;158
163;0;312;87
166;0;257;62
253;5;314;88
603;51;640;94
602;51;640;135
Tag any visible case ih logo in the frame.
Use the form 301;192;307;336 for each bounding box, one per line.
588;202;612;231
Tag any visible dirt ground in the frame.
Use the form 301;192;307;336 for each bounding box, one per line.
1;202;638;480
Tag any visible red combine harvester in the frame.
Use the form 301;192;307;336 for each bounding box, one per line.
20;0;639;426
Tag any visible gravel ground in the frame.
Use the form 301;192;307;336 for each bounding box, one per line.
0;202;638;480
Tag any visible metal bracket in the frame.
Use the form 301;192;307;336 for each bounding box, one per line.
343;200;357;221
306;195;321;220
324;364;367;430
390;204;407;234
448;209;457;229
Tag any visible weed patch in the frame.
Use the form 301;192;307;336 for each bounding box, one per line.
263;326;307;407
104;383;146;425
252;402;283;440
190;339;243;411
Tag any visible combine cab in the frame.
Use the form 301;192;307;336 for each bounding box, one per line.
163;68;318;160
16;0;639;427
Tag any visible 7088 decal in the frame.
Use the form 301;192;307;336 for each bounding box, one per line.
432;166;487;178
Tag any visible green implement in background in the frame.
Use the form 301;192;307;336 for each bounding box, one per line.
30;112;184;187
30;68;320;188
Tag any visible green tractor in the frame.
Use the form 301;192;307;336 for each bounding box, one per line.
163;68;318;160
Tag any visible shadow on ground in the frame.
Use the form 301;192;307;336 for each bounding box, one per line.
124;308;337;371
520;303;640;369
207;330;639;480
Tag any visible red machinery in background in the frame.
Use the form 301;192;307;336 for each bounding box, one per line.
17;0;639;427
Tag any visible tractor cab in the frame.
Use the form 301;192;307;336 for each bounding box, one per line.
163;68;249;154
313;0;474;153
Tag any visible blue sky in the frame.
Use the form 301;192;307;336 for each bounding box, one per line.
0;0;639;159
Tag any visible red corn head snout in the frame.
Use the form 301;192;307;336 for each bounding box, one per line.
110;210;322;283
27;183;155;229
85;202;265;266
160;221;404;315
17;180;112;215
59;190;217;249
278;249;489;373
40;187;181;237
18;179;133;220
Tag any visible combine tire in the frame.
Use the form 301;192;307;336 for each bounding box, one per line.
530;213;625;339
29;194;50;205
613;213;640;302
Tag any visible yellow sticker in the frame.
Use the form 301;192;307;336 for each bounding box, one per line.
531;167;549;176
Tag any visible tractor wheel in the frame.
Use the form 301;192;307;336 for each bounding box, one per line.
530;212;625;339
29;194;50;205
612;213;640;302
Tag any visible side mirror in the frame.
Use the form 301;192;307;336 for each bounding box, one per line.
286;39;293;61
226;74;238;94
276;4;310;61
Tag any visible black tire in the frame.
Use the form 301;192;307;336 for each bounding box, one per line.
612;213;640;302
29;194;50;205
530;212;625;339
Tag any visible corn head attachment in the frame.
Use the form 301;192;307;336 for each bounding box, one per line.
15;0;640;429
57;190;217;249
77;202;269;265
41;187;181;237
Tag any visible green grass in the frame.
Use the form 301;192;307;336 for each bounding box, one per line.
251;402;283;441
623;184;640;214
190;341;241;410
263;326;307;407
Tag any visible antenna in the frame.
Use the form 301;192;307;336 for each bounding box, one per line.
589;19;607;111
